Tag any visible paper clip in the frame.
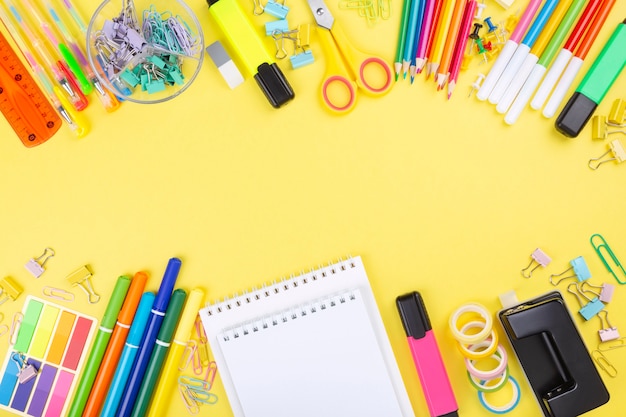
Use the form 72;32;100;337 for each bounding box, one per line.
521;248;551;278
188;389;218;405
549;256;591;285
581;280;615;303
591;350;617;378
608;98;626;125
598;337;626;352
24;247;55;278
179;375;211;392
203;361;218;389
590;234;626;285
590;115;626;140
0;276;23;306
42;286;75;302
597;310;620;342
567;282;604;321
179;383;200;415
194;315;210;367
66;265;100;303
10;312;23;345
179;340;197;371
589;139;626;170
0;324;9;338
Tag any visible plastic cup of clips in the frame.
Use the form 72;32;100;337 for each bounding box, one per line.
87;0;204;104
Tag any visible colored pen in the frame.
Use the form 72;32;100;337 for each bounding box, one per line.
556;18;626;137
414;0;436;75
131;289;188;417
447;0;476;99
435;0;467;90
67;276;132;417
394;0;413;80
489;0;560;105
45;0;120;112
543;0;617;118
402;0;424;80
146;288;205;417
532;0;604;110
116;257;182;417
100;292;155;417
496;0;574;114
3;0;87;111
82;272;148;417
397;292;458;417
21;0;91;96
505;0;588;124
427;0;457;78
476;0;544;101
0;6;85;137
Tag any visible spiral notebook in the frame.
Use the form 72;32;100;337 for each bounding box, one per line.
198;256;414;417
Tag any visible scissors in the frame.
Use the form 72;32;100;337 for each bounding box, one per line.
307;0;392;114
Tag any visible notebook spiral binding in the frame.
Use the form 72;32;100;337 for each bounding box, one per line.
204;256;356;317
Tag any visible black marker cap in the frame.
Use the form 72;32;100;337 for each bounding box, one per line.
254;63;295;108
396;291;432;339
555;92;598;138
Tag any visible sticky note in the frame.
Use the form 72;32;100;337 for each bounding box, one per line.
62;316;93;370
10;358;41;411
29;305;60;358
14;299;44;353
27;364;57;417
0;357;19;406
44;370;73;417
46;311;76;365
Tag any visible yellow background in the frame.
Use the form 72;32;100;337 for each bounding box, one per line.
1;0;625;416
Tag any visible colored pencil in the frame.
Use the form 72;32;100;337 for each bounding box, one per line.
489;0;560;104
436;0;467;89
447;0;476;99
414;0;436;74
408;0;427;82
394;0;413;80
427;0;457;78
496;0;574;114
402;0;423;78
543;0;617;118
531;0;603;109
422;0;444;76
476;0;544;101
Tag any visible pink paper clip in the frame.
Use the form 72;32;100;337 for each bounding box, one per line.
203;361;218;389
179;340;197;371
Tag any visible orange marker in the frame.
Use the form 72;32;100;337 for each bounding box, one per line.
82;271;148;417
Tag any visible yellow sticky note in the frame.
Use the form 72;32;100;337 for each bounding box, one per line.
29;305;60;358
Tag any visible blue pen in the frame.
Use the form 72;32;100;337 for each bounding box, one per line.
489;0;560;104
101;292;155;417
116;257;182;417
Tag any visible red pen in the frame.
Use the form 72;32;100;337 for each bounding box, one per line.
397;291;459;417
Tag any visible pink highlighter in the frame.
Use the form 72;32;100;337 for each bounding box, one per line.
397;292;459;417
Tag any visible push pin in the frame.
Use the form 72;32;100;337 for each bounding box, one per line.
567;282;604;321
597;310;620;342
608;98;625;125
483;17;497;32
470;23;483;40
24;247;55;278
521;248;551;278
66;265;100;304
591;115;626;140
0;276;23;306
590;233;626;285
264;0;289;19
469;73;485;97
549;256;591;285
474;0;486;19
589;139;626;170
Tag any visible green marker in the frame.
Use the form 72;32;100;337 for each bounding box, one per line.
556;19;626;137
67;275;132;417
130;288;187;417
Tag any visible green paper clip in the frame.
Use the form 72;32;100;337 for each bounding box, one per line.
591;234;626;285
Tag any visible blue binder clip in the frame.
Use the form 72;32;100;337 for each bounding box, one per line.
550;256;591;286
590;234;626;285
290;24;314;69
265;19;289;36
290;50;314;69
264;0;289;19
568;283;604;321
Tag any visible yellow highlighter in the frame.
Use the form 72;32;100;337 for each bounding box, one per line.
205;0;295;108
146;288;205;417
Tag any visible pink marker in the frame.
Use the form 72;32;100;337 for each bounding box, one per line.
476;0;544;101
397;292;458;417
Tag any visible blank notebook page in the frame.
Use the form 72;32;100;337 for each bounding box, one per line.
199;256;414;417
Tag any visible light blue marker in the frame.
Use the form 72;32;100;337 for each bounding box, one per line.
489;0;560;104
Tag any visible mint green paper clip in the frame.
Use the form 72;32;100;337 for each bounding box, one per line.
591;234;626;285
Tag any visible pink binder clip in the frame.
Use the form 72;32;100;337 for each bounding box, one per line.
521;248;552;278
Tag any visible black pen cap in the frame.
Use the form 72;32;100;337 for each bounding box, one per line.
555;92;598;138
254;62;295;108
396;291;432;339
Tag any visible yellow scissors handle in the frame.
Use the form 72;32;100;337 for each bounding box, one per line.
317;27;358;113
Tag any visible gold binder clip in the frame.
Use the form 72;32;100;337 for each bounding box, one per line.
588;139;626;170
608;98;626;125
66;265;100;303
0;276;23;306
591;349;617;378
